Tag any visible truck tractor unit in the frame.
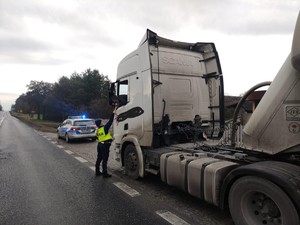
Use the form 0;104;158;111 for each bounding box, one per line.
108;12;300;225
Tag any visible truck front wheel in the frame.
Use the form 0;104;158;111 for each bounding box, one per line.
229;176;299;225
124;144;139;179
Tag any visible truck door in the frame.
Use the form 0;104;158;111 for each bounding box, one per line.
113;74;145;145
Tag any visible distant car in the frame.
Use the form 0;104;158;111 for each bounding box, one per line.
57;116;97;142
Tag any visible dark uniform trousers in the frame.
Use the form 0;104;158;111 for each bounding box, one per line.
95;141;112;175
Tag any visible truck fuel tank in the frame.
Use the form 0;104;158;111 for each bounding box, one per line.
160;152;238;206
160;152;196;188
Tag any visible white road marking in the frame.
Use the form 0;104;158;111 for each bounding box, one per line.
156;210;190;225
64;150;74;154
89;166;95;171
36;132;189;225
113;182;141;197
51;141;56;144
74;156;88;163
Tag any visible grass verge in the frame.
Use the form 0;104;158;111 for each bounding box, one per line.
10;112;59;133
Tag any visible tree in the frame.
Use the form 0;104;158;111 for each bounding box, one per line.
14;68;113;121
26;81;54;119
53;69;112;119
15;94;31;113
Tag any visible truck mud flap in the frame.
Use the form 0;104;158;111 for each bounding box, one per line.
188;159;238;206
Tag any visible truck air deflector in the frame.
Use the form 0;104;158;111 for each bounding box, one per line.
199;56;216;62
145;29;217;54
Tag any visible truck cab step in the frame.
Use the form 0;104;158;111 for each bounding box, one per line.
145;168;159;175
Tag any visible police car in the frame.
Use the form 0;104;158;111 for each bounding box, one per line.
57;116;97;142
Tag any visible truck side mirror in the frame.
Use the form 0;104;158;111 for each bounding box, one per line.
109;83;118;106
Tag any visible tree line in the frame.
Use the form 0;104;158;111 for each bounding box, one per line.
13;69;113;121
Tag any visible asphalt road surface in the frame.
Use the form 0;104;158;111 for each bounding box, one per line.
0;111;234;225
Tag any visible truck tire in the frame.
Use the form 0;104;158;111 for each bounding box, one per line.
229;176;299;225
124;144;139;179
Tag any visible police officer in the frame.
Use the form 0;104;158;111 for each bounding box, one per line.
95;108;116;177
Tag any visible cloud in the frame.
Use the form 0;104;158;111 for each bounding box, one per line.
1;0;298;55
202;0;298;35
0;0;299;99
100;0;299;35
0;0;123;65
0;34;71;65
148;0;299;35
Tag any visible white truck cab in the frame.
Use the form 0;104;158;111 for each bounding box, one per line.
109;29;224;177
108;13;300;225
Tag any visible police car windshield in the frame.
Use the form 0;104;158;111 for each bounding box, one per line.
74;120;95;126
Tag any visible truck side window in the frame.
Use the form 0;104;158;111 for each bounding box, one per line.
118;80;128;106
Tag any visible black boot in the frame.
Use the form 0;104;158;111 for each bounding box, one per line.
95;170;103;176
103;173;112;178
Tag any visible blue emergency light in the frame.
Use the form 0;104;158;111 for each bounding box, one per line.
67;115;87;119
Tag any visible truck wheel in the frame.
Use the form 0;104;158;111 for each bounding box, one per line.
229;176;299;225
124;144;139;179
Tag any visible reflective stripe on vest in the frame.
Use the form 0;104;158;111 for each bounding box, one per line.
96;127;112;142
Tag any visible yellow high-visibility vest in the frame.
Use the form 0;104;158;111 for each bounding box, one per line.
96;127;112;142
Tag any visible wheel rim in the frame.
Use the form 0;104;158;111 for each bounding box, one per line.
242;191;282;225
125;151;138;172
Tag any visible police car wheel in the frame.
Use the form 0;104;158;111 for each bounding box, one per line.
65;134;71;143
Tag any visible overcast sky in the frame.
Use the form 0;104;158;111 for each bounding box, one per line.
0;0;299;110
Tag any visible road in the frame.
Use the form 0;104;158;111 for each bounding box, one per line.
0;111;234;225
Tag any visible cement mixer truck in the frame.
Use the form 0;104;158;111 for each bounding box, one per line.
108;12;300;225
